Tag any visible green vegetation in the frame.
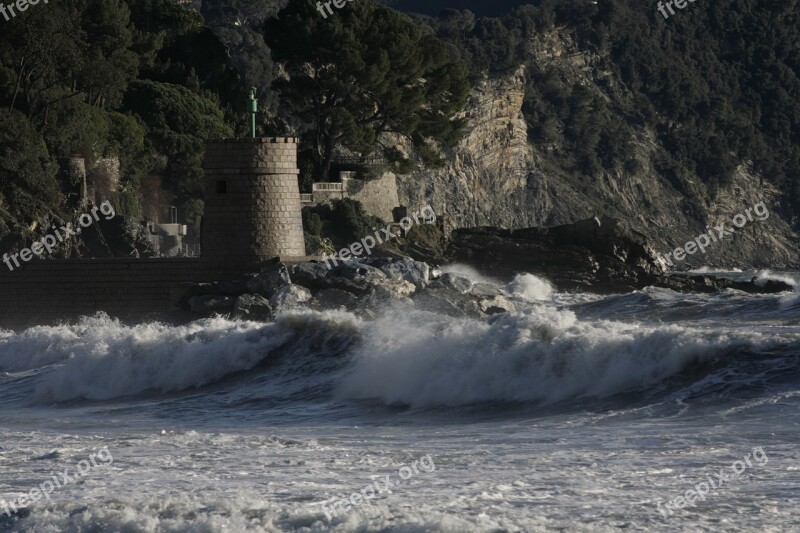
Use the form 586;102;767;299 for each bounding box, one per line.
303;199;384;254
1;0;799;256
0;110;59;245
0;0;247;253
0;0;467;253
264;0;470;178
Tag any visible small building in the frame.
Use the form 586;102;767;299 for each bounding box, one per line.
146;206;193;257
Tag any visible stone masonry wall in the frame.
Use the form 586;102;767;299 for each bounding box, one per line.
342;172;400;222
202;138;306;269
0;259;209;328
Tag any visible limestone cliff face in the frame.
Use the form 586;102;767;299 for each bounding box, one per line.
396;31;800;269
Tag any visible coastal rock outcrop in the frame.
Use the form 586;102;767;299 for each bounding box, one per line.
440;217;793;294
178;222;792;321
179;256;511;320
395;33;800;270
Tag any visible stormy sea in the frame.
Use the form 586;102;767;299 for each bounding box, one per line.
1;266;798;532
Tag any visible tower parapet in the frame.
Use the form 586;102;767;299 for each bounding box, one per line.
201;137;306;267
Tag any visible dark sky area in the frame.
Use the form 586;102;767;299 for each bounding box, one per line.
377;0;534;17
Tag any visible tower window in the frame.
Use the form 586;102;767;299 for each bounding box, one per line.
216;180;227;194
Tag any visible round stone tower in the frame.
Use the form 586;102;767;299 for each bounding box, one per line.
201;137;306;267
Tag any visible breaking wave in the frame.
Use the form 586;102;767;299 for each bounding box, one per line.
1;295;798;410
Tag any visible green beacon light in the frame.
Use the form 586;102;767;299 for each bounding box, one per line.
249;87;258;139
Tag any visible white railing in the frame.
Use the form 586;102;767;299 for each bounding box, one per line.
300;193;313;203
312;182;343;192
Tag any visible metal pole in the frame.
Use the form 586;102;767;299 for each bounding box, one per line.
249;87;257;139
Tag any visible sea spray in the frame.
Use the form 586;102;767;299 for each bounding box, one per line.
334;306;780;407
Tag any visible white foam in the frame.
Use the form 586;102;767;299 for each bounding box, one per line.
688;266;744;274
439;263;501;285
336;307;783;408
753;269;797;289
0;311;359;403
504;273;555;301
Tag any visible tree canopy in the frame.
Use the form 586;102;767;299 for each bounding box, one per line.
264;0;470;177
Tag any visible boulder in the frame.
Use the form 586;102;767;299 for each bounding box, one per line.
469;283;503;297
289;261;331;290
233;294;273;321
313;288;360;311
360;256;430;287
430;273;472;293
247;262;291;297
371;278;417;300
309;262;389;297
269;284;312;311
333;262;387;283
475;294;517;315
411;288;483;318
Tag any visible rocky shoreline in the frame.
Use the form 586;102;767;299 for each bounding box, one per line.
181;256;524;321
436;216;795;294
181;216;793;320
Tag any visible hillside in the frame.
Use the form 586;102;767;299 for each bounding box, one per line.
392;0;800;268
1;0;799;268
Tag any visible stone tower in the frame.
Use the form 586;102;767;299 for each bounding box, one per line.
201;137;306;267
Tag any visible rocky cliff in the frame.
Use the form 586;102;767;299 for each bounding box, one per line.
396;30;800;270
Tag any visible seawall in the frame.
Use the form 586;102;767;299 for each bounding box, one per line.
0;257;315;329
0;259;208;328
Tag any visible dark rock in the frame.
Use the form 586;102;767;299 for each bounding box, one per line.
247;262;291;297
333;262;387;283
370;279;416;300
669;274;794;294
234;294;273;321
750;279;794;293
322;276;373;297
360;287;415;312
440;217;792;294
291;258;425;298
297;261;390;297
360;256;430;287
469;282;502;297
189;295;236;314
313;288;360;311
269;284;312;310
475;294;516;314
432;273;472;293
289;261;331;290
412;288;483;318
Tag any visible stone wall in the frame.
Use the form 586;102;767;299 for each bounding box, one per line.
0;259;208;328
202;137;306;269
342;172;400;222
0;255;321;329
